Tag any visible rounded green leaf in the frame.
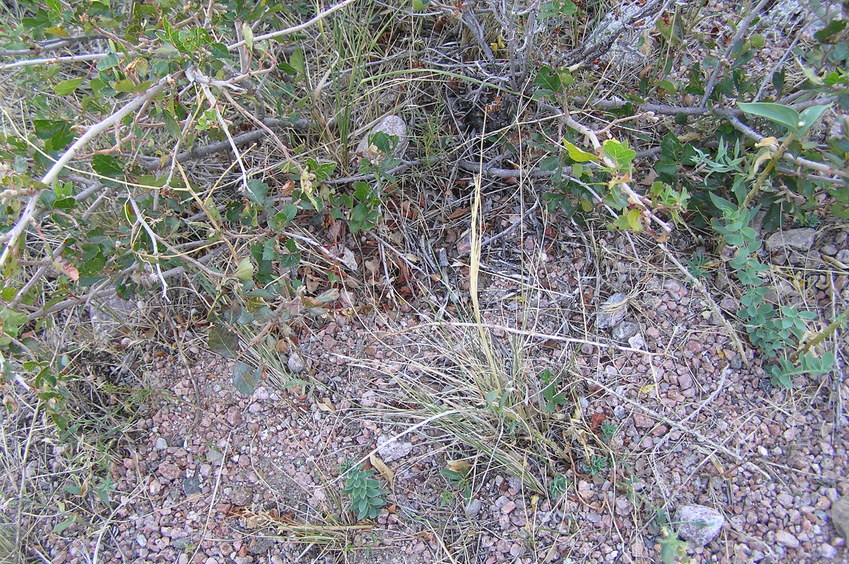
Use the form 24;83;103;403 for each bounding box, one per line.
53;78;84;95
562;139;598;163
235;257;254;281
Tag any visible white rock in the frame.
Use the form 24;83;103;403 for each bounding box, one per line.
154;437;168;450
831;496;849;539
377;434;413;462
206;449;224;465
355;115;408;162
627;333;646;349
765;228;816;252
287;352;305;373
819;543;838;559
596;293;628;329
775;530;800;548
465;499;482;517
675;504;724;547
611;321;639;341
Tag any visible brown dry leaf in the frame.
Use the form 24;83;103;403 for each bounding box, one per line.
57;258;79;281
653;230;671;243
589;412;607;431
326;219;343;243
316;398;334;412
279;179;294;197
364;257;379;276
639;169;658;186
336;246;358;271
369;453;394;484
448;206;470;220
446;459;471;474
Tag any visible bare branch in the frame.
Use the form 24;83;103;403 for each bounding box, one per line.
0;76;172;270
227;0;359;50
0;52;118;71
698;0;772;108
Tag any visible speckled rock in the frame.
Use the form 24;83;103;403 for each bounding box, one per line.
465;499;482;517
776;530;800;548
287;352;305;373
831;496;849;539
611;321;639;342
355;114;408;162
765;228;816;252
596;293;628;329
376;434;413;462
675;504;724;547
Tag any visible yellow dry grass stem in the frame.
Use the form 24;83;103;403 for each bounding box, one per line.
468;173;503;400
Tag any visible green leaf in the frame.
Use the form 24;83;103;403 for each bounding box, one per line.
91;154;124;178
113;79;152;93
709;192;737;214
738;102;800;133
96;52;120;71
655;79;677;94
241;22;254;51
611;208;643;232
210;42;230;59
246;179;269;204
814;19;846;42
232;361;260;394
163;110;182;138
534;66;563;93
601;139;636;172
797;104;832;136
34;119;73;151
208;325;239;358
288;49;305;77
562;139;598;163
54;78;84;95
53;517;76;533
235;257;254;282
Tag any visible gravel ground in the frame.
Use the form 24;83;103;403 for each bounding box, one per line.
6;2;848;562
35;213;849;564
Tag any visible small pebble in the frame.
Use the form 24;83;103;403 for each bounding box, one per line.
820;543;838;559
288;352;305;373
775;530;800;548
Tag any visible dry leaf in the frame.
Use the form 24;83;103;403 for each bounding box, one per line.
639;384;656;396
589;412;607;431
56;258;79;281
316;398;334;412
337;247;358;271
446;459;471;474
369;453;394;484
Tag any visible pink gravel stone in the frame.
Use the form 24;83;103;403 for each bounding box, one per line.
157;462;181;481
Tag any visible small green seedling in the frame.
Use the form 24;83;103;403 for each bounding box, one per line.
342;464;388;521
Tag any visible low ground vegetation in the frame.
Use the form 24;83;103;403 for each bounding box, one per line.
1;0;847;562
